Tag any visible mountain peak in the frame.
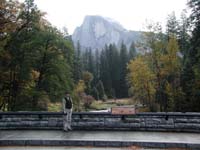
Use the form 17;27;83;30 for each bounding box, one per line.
72;15;141;50
84;15;123;27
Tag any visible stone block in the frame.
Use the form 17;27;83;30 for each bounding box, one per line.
165;143;187;148
174;118;188;123
159;119;174;126
20;121;32;127
124;117;141;123
175;123;200;129
188;118;200;123
135;142;166;148
65;140;94;146
187;143;200;150
118;122;132;128
25;140;43;146
145;118;163;125
48;118;58;127
105;117;121;122
94;141;122;147
145;124;158;128
79;117;103;122
121;141;135;147
157;124;174;129
29;121;42;127
0;140;26;146
104;121;120;127
139;122;146;128
129;123;141;128
23;117;41;121
76;121;104;127
57;121;63;126
39;121;49;127
4;122;17;127
2;118;22;122
0;122;7;127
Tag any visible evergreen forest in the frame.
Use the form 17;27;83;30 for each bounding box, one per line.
1;0;200;112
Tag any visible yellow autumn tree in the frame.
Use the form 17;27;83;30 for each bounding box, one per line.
72;80;86;112
161;36;180;77
161;36;183;111
127;56;156;111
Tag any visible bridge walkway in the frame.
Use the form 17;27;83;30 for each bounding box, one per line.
0;130;200;149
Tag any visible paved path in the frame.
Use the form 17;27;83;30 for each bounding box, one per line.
0;146;129;150
0;146;185;150
0;130;200;149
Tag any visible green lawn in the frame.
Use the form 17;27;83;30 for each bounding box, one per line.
47;98;148;112
48;102;62;112
89;98;134;111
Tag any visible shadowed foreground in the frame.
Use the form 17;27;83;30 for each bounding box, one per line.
0;130;200;149
0;146;187;150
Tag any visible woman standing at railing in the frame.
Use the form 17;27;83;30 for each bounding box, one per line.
62;91;73;131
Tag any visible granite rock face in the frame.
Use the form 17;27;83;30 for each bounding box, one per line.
72;15;142;51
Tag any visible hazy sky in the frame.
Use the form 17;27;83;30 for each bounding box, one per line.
31;0;188;34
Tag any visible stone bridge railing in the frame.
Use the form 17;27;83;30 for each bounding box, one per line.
0;112;200;132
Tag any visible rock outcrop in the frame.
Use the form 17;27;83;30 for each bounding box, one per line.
72;15;142;50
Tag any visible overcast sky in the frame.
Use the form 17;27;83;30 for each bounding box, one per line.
31;0;188;34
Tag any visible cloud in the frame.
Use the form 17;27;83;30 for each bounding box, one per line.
28;0;188;34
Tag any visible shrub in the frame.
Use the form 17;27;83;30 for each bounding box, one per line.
82;94;95;110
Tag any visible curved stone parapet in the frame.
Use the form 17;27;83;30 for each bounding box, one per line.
0;112;200;132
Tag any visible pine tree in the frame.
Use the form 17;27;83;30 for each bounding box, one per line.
96;80;106;100
119;42;129;98
108;44;120;98
88;48;95;75
181;0;200;111
82;48;89;71
129;41;137;60
177;10;190;55
99;45;112;97
166;12;179;39
73;41;82;83
93;49;100;85
92;87;99;100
